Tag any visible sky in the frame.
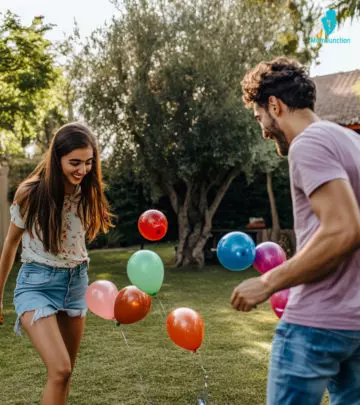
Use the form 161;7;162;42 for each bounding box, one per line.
1;0;360;77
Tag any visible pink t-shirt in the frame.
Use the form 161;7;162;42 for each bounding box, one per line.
283;120;360;330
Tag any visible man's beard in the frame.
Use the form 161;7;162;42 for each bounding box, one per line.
266;118;289;156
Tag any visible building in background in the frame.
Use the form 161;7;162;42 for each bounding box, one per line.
312;70;360;134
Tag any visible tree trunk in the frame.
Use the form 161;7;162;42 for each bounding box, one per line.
266;172;281;242
0;162;10;253
166;168;240;268
176;216;212;268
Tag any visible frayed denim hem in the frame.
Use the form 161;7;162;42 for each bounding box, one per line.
65;308;87;318
14;307;87;336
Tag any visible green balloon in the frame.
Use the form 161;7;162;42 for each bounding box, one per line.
127;250;164;295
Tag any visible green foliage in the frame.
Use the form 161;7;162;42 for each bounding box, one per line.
79;0;321;191
0;11;61;157
214;163;293;230
55;22;85;123
91;163;293;247
7;153;294;248
88;165;151;248
7;157;40;200
330;0;360;23
105;166;150;244
253;0;322;63
75;0;321;264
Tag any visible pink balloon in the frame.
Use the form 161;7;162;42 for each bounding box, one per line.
253;242;286;274
85;280;118;320
270;289;290;318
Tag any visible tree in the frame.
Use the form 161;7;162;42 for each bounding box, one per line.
56;22;87;123
242;139;285;242
330;0;360;23
79;0;321;267
0;11;67;253
0;11;60;158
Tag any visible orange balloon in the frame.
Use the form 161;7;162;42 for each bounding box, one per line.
166;308;204;352
114;286;152;324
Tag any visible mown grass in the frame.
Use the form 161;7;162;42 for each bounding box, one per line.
0;243;329;404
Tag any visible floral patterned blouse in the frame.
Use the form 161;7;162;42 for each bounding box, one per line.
10;190;89;268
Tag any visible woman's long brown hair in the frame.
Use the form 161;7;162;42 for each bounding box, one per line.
15;122;114;254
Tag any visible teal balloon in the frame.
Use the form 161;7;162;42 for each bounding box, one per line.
127;250;164;295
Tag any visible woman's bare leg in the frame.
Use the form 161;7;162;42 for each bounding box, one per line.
21;312;72;405
56;311;86;399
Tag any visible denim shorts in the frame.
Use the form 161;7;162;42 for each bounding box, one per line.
13;262;89;336
267;320;360;405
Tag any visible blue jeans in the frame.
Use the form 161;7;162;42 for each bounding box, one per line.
267;320;360;405
13;262;88;336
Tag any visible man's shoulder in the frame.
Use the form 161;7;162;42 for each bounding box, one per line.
289;120;343;157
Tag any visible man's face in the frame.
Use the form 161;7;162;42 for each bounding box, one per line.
253;104;290;156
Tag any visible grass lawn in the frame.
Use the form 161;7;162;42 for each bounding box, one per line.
1;243;329;405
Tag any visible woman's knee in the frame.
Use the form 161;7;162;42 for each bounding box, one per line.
48;360;72;384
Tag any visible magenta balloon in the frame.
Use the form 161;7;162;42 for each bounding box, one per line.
270;289;290;318
85;280;118;320
253;242;286;274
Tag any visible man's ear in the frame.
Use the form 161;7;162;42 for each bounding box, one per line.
268;96;283;117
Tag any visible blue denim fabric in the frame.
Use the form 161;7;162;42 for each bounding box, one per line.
13;262;88;336
267;320;360;405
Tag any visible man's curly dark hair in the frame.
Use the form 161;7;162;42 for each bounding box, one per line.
241;57;316;111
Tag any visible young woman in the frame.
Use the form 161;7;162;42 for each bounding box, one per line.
0;123;113;405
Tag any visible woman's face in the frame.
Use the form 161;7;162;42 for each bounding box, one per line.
61;146;94;191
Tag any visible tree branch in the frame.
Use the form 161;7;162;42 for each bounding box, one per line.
165;182;179;214
199;181;208;216
206;171;224;194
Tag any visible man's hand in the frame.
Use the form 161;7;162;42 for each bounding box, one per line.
231;277;273;312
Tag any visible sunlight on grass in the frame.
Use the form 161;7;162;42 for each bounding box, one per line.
96;272;113;279
242;346;269;361
253;341;272;352
1;245;330;405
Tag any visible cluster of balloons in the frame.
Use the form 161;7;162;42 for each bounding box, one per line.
217;232;290;318
86;281;152;324
86;209;204;353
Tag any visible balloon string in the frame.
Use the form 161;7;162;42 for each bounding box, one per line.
155;296;209;404
194;350;209;405
118;325;155;405
119;325;129;345
155;294;167;320
154;294;171;376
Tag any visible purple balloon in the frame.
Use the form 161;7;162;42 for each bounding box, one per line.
253;242;286;274
270;289;290;318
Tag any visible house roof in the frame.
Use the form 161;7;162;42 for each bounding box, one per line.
312;70;360;125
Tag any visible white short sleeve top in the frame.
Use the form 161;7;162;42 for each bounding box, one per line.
10;191;89;268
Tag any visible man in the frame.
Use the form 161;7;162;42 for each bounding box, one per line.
232;57;360;405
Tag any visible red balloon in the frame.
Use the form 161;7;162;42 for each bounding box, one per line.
114;286;152;324
138;210;168;241
270;289;290;318
166;308;204;352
